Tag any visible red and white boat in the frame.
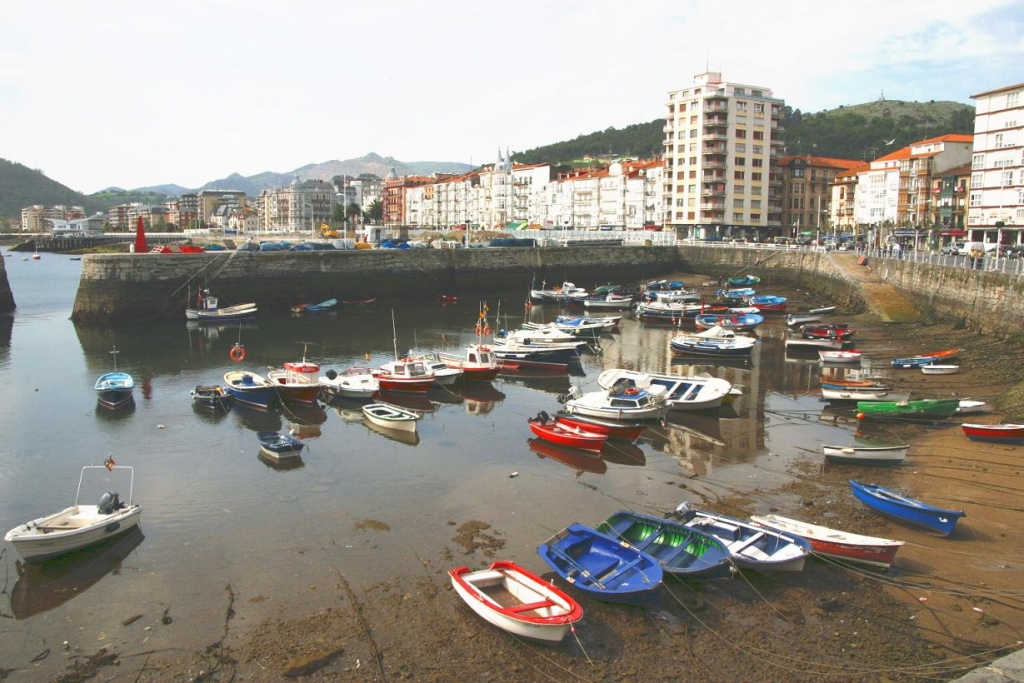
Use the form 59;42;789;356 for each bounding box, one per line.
750;514;904;569
818;349;863;363
376;358;435;393
448;561;583;643
267;355;322;404
802;323;856;340
961;423;1024;443
528;413;608;453
436;344;500;382
552;411;645;442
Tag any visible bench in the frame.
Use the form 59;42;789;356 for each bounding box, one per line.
506;600;556;613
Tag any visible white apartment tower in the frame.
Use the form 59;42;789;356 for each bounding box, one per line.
663;71;785;238
968;81;1024;245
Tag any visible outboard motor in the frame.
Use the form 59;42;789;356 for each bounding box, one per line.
98;491;121;514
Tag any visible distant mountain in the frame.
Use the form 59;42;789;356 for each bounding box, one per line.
0;158;107;221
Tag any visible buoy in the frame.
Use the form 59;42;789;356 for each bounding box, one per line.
856;412;866;420
229;344;246;362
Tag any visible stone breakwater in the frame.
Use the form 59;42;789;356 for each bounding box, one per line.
0;252;14;313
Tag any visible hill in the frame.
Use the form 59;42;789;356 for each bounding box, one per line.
512;100;976;166
0;159;108;222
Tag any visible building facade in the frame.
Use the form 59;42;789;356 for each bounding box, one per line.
968;81;1024;246
778;155;863;240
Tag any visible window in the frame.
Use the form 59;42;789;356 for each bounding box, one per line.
753;145;764;154
734;171;746;180
995;133;1004;148
690;115;698;124
733;213;744;222
972;154;984;170
736;115;748;125
751;186;762;195
751;213;761;221
735;185;746;194
736;143;747;153
736;101;748;111
751;200;762;208
751;172;762;182
690;157;697;165
972;173;983;187
970;192;982;207
735;157;746;166
690;129;698;138
792;168;804;178
752;158;763;168
733;198;745;208
1001;170;1014;186
753;102;764;113
753;131;764;140
1008;92;1020;107
688;184;697;193
734;87;746;95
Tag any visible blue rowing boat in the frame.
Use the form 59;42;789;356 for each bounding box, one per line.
537;523;663;603
596;510;733;580
849;480;966;536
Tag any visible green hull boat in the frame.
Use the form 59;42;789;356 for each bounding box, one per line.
856;398;960;421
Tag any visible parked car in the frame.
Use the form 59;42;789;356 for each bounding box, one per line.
941;241;966;255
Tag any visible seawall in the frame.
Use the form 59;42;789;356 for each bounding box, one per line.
0;252;15;313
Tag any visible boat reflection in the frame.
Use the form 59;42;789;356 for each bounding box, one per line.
497;371;573;396
373;391;435;414
257;451;306;471
363;418;421;446
600;441;647;467
455;382;506;416
94;397;136;421
10;526;144;620
671;354;754;370
191;400;231;424
528;438;607;477
426;386;465;406
232;403;283;433
281;400;328;426
331;398;370;423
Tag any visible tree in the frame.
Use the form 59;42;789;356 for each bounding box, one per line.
365;199;383;224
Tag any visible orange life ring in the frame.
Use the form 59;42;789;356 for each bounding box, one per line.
475;322;483;334
483;324;491;336
624;387;640;396
229;344;246;362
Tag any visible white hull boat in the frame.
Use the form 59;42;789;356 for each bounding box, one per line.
4;465;142;563
955;400;987;415
561;384;665;421
921;364;959;375
821;388;911;402
750;514;904;569
673;504;811;573
818;350;863;363
785;337;844;350
320;366;379;399
361;402;420;433
821;443;910;465
598;368;732;412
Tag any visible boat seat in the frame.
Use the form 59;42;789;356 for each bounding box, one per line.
731;531;765;554
598;555;644;583
578;555;620;580
506;599;556;613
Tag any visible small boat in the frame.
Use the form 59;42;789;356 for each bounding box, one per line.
223;370;278;409
342;297;376;306
597;368;733;412
821;388;910;402
855;397;960;421
94;346;134;409
669;325;759;357
822;443;910;465
961;423;1024;443
672;504;811;573
921;364;959;375
361;402;420;433
955;400;988;415
319;366;379;399
597;510;734;580
891;348;962;368
582;293;636;310
303;298;338;313
727;275;760;286
190;385;232;410
290;303;309;314
749;514;904;569
745;295;787;312
849;480;966;536
268;350;322;404
694;312;764;332
552;412;645;442
528;439;607;475
635;300;705;321
786;312;823;327
448;561;583;643
808;305;837;315
561;384;665;421
556;314;621;331
802;323;855;340
785;336;844;350
31;253;41;260
256;431;305;461
537;523;663;603
818;349;863;364
436;344;500;382
377;358;436;393
407;352;464;386
820;378;891;390
185;288;257;321
528;412;608;453
4;464;142;562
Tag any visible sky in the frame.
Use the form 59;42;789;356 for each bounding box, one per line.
2;0;1023;194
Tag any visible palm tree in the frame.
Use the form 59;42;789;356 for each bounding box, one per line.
365;199;384;224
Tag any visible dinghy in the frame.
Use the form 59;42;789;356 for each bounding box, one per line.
597;510;734;580
749;514;904;569
672;504;811;573
849;480;966;536
821;443;909;465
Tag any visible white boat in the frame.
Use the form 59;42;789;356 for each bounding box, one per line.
821;443;910;465
407;352;464;386
597;368;732;412
448;561;583;643
319;366;379;399
669;326;759;357
635;300;705;320
582;293;636;310
673;504;811;573
955;399;988;415
650;288;701;303
185;289;257;321
818;349;863;363
786;313;823;326
494;326;589;350
436;344;500;382
4;464;142;563
921;364;959;375
94;346;134;409
749;514;904;569
785;337;844;350
561;384;665;421
361;402;420;433
821;388;911;402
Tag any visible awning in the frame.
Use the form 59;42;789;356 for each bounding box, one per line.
941;230;967;236
504;221;526;231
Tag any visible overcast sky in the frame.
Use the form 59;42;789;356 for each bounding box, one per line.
2;0;1022;194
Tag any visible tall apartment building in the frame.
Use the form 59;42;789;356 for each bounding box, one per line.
968;81;1024;245
255;177;334;232
663;71;785;239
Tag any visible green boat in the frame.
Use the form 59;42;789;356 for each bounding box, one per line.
855;398;960;421
727;275;760;286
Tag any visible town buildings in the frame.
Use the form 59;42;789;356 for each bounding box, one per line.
778;155;864;240
968;81;1024;247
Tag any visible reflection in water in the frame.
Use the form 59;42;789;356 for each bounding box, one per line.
330;398;370;422
9;526;144;620
192;400;232;425
94;397;136;421
280;401;328;426
373;391;435;414
528;438;607;476
600;441;646;467
232;404;283;433
497;371;572;396
363;418;420;446
257;452;306;471
454;382;505;416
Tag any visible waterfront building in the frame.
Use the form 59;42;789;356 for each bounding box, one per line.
778;155;863;241
255;177;333;234
511;163;555;228
968;81;1024;246
930;164;971;244
662;71;785;240
20;204;86;233
828;163;870;234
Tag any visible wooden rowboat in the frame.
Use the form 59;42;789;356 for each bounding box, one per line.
855;397;960;421
672;504;811;573
821;443;909;465
448;561;583;643
553;411;645;442
920;364;959;375
822;388;910;402
891;348;962;368
849;480;966;536
528;413;608;453
361;402;420;433
597;510;734;580
256;431;305;461
818;349;863;363
749;514;904;569
961;423;1024;443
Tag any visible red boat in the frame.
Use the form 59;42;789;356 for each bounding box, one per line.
750;514;904;569
528;414;608;453
437;344;500;382
267;347;322;404
376;358;435;393
962;423;1024;443
551;411;645;442
802;323;856;340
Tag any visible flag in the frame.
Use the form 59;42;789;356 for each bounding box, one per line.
105;456;116;471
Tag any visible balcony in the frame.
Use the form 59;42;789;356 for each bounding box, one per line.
705;115;728;127
703;160;727;170
701;185;726;198
705;103;728;113
703;133;729;143
703;143;728;153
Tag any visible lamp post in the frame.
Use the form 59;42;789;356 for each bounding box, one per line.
995;176;1007;270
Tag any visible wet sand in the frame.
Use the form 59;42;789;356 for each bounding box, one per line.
36;290;1024;682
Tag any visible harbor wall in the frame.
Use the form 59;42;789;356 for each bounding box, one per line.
0;253;14;313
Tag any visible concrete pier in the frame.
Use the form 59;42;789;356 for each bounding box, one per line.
0;252;15;313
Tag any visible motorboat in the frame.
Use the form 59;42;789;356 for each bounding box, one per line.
597;368;732;412
436;344;500;382
377;358;436;393
190;385;233;410
268;355;322;404
185;288;257;321
561;383;665;421
319;366;379;399
94;345;133;409
527;412;608;453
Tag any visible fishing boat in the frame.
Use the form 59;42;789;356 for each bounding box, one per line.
648;288;700;303
521;319;605;339
694;312;764;332
529;281;589;304
821;388;910;402
749;514;904;569
267;348;322;404
561;383;665;421
785;336;844;350
185;288;257;321
223;370;278;409
961;423;1024;443
528;412;608;453
821;443;910;465
492;341;578;372
582;293;636;310
597;368;733;412
669;325;759;357
405;352;464;386
849;480;966;536
552;412;646;442
920;364;959;375
671;504;811;573
448;561;583;643
556;314;621;331
319;366;379;399
596;510;734;580
190;385;233;410
818;349;863;363
377;358;436;393
855;397;960;421
361;402;420;433
94;346;134;409
802;323;855;340
436;344;500;382
4;463;142;562
891;348;963;368
256;431;305;461
528;439;607;475
635;300;705;321
495;326;590;350
537;523;663;603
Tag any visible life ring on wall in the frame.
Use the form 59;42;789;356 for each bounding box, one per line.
229;344;246;362
623;387;640;396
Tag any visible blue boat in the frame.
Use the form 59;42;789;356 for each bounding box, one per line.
304;298;338;313
95;372;135;409
849;480;966;536
537;523;663;603
223;370;278;409
747;295;787;308
694;312;764;331
257;431;305;461
596;510;734;580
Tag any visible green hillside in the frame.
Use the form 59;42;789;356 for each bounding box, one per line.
0;159;107;224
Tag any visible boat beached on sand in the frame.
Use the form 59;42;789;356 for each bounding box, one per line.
961;422;1024;443
749;514;904;569
849;480;966;536
891;348;962;368
821;443;910;465
855;397;960;421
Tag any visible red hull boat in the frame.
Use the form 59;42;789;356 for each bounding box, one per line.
962;423;1024;443
528;415;608;453
551;411;645;442
750;514;904;569
376;358;435;394
802;323;855;340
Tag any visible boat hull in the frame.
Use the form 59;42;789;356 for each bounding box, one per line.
597;510;733;580
675;507;811;573
849;480;965;536
961;423;1024;443
553;412;645;442
528;418;607;453
749;514;904;569
822;444;909;465
5;505;143;563
223;371;278;409
362;403;419;432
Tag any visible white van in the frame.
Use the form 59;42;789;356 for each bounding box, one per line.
961;241;997;256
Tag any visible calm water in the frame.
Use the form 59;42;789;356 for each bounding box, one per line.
0;250;880;671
